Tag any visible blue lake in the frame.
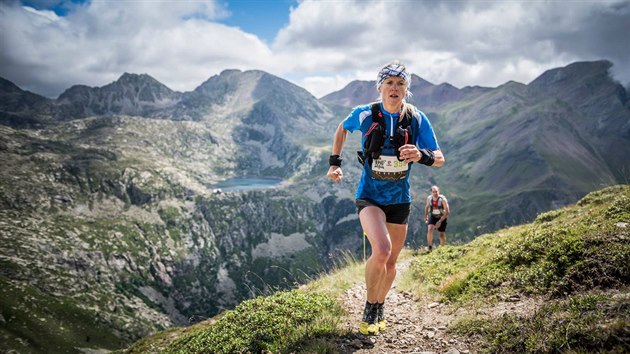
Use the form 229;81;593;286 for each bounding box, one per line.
210;177;282;192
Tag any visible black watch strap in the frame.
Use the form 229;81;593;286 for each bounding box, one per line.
418;149;435;166
329;155;342;167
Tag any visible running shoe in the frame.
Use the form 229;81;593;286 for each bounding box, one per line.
377;303;387;331
359;302;379;335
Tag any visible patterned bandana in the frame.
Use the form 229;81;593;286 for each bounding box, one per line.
377;63;410;90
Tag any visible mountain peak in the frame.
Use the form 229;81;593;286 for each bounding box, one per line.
529;60;613;87
527;60;626;111
0;76;50;126
117;72;156;84
181;68;330;127
320;73;483;110
54;73;181;119
0;77;24;93
410;74;435;88
218;69;243;76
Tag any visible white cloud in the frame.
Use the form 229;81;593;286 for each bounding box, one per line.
277;0;628;95
22;5;59;21
1;0;628;98
0;0;271;97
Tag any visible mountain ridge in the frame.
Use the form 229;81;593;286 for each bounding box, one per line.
55;72;182;119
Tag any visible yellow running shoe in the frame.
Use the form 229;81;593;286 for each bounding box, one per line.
359;301;379;335
359;321;380;335
377;303;386;331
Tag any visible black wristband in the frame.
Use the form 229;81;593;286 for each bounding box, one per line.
418;149;435;166
329;155;342;167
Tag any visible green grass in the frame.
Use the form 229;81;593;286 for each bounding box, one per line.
0;275;126;354
402;185;629;302
303;250;366;298
124;290;344;354
451;291;629;353
121;251;365;354
398;184;630;353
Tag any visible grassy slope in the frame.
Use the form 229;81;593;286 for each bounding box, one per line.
121;185;629;353
0;275;126;354
401;184;630;353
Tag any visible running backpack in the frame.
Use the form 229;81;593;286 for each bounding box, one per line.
430;196;445;217
357;103;414;165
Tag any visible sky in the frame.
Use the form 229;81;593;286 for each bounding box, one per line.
1;0;629;99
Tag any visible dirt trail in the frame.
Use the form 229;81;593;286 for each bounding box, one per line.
333;260;475;354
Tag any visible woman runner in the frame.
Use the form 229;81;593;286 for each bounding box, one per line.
326;61;444;335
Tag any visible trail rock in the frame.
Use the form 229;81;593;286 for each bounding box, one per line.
334;259;475;353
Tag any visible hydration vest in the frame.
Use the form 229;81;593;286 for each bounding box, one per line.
357;103;414;165
430;196;445;217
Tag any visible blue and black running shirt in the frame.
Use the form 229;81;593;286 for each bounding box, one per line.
342;102;440;205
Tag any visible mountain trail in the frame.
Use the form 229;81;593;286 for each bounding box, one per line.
331;256;548;353
332;258;475;354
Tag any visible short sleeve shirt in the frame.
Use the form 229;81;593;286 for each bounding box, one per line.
342;103;440;205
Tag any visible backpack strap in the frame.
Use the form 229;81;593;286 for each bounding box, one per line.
429;195;437;214
371;103;414;141
358;104;387;164
359;104;415;165
399;109;413;129
370;103;385;130
393;108;414;161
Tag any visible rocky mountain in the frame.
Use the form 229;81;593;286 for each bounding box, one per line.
0;60;628;353
54;73;182;119
0;70;350;352
528;61;630;179
0;78;49;112
321;74;491;112
153;69;333;177
0;73;182;127
0;77;53;128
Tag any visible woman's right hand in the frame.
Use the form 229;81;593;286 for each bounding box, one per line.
327;166;343;182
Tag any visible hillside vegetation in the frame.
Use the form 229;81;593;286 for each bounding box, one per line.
121;185;630;353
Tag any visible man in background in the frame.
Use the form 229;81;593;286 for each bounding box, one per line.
424;185;450;251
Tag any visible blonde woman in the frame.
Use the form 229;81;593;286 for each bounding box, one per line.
327;61;444;335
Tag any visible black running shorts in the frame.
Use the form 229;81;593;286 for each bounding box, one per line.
428;215;447;232
355;198;411;225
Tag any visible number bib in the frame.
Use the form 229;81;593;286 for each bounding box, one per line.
371;155;409;181
432;208;442;216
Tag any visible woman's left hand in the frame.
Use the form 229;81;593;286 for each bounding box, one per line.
398;144;420;163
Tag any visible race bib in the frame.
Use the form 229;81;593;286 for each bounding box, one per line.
432;208;442;216
371;155;408;181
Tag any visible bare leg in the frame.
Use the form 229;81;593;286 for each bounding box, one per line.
376;222;407;302
427;224;435;247
359;207;390;303
439;232;446;246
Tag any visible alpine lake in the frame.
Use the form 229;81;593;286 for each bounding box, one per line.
209;177;283;193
